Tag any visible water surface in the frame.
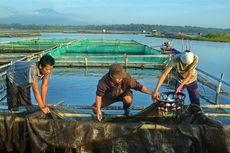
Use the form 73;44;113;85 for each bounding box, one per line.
1;33;230;106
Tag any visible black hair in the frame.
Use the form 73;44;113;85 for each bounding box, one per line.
38;54;55;67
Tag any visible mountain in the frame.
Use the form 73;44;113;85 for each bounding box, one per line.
0;8;87;25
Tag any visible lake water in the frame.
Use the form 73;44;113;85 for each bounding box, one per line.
1;33;230;107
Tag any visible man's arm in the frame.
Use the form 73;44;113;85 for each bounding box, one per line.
140;86;153;95
176;71;193;93
152;67;172;101
96;95;103;121
31;82;50;114
41;78;48;105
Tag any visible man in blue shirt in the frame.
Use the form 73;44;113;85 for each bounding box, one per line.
6;54;55;114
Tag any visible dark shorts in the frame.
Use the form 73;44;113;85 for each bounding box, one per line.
175;80;200;105
6;77;32;110
93;89;133;108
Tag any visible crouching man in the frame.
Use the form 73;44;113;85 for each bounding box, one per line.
92;63;152;121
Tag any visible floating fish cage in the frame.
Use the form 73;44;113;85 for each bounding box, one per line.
47;39;170;68
0;38;171;68
0;38;230;152
0;38;79;53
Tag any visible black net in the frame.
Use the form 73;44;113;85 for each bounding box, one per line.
0;104;229;153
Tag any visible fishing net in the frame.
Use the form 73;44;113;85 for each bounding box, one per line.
0;103;229;153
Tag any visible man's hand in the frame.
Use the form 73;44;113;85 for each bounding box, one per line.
176;85;183;93
152;91;160;102
97;110;103;122
47;104;54;107
41;106;51;114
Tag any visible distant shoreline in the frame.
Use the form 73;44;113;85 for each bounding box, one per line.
0;29;140;38
145;33;230;43
0;29;230;42
0;33;40;38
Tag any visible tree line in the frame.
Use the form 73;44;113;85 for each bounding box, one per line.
0;23;230;34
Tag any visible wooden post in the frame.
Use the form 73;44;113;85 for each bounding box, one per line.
84;57;88;75
84;57;88;68
124;54;128;71
215;73;224;105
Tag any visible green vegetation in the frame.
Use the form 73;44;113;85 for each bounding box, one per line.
63;30;139;34
0;23;230;35
147;33;230;42
0;23;230;42
195;33;230;42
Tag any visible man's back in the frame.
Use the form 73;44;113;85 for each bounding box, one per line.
7;61;43;87
167;54;198;84
96;72;143;98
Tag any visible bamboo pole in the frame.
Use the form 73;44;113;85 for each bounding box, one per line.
53;54;170;58
84;57;88;68
124;54;128;70
59;113;123;118
59;112;230;118
55;61;163;65
1;109;230;118
1;104;230;111
0;60;12;63
0;54;27;57
140;124;173;130
204;113;230;117
215;73;224;105
3;103;230;110
56;104;230;110
201;104;230;109
0;45;59;70
49;105;146;110
58;112;230;118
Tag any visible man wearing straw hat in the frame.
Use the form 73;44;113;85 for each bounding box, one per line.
92;63;153;121
6;54;55;114
152;50;200;105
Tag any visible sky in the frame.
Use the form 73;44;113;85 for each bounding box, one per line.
0;0;230;29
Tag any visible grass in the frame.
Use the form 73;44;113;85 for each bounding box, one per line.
195;33;230;42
